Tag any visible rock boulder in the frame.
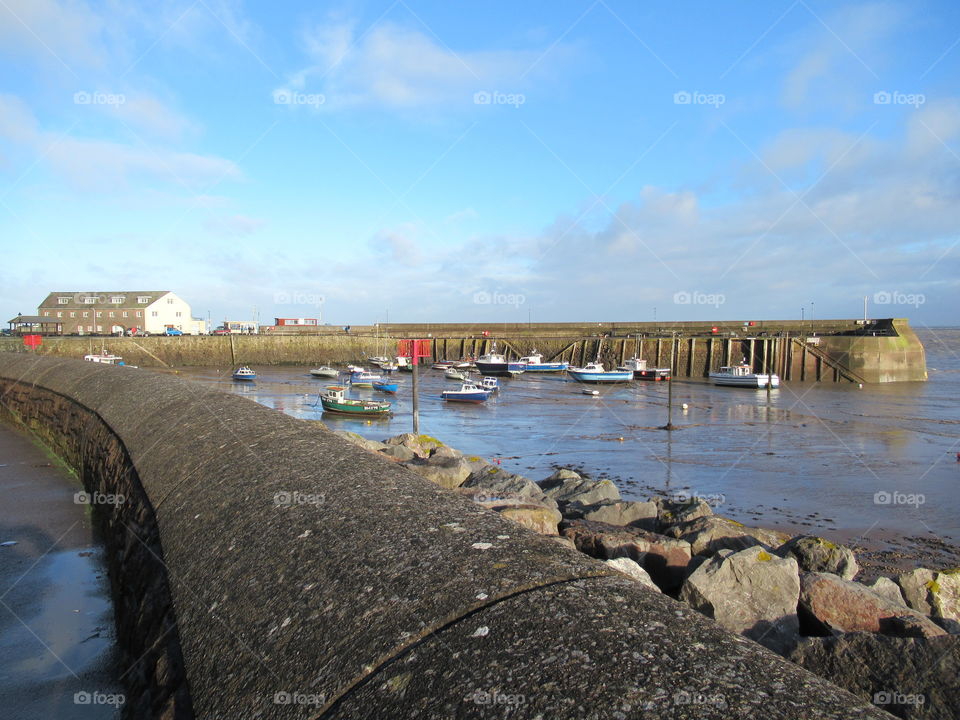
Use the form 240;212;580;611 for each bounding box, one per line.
665;516;788;557
539;475;621;507
776;535;859;580
679;546;800;655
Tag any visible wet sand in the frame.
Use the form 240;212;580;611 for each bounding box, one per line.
0;423;122;719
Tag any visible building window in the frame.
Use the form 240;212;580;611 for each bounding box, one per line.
151;311;158;317
167;298;174;304
96;311;102;318
44;311;51;316
82;311;89;318
137;296;150;303
58;297;70;304
108;311;115;318
136;311;142;318
83;296;97;304
122;311;128;318
96;325;102;332
87;325;93;332
110;296;123;304
56;311;62;317
175;311;182;317
70;312;76;318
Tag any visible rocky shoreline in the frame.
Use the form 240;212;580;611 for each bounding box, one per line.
331;428;959;720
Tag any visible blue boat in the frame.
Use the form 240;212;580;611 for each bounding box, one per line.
232;366;256;381
518;351;569;372
441;380;490;403
567;361;633;384
372;381;398;394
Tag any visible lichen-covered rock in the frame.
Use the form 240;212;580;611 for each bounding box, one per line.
382;433;444;458
560;519;692;591
461;467;549;505
399;455;472;489
539;475;620;507
679;546;800;655
790;633;960;720
543;468;581;483
665;515;787;556
799;572;945;638
657;496;714;527
604;557;660;592
776;535;859;580
564;499;658;531
495;505;562;536
333;430;388;453
896;568;960;622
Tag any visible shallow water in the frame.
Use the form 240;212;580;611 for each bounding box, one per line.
175;327;960;548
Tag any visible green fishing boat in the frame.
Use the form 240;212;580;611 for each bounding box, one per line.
319;385;392;416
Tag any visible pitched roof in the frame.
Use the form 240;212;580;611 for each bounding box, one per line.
39;291;171;309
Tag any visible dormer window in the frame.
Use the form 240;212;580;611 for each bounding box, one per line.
57;297;70;304
137;296;150;304
83;296;97;304
110;296;124;304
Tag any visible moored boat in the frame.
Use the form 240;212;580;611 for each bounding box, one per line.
479;376;499;392
83;352;124;365
310;366;339;378
232;366;256;381
350;370;382;387
372;381;398;394
475;349;526;377
444;367;467;381
319;385;392;415
709;364;780;388
441;380;490;404
432;361;454;370
567;361;633;383
368;356;390;368
518;350;568;372
582;388;600;396
635;368;671;381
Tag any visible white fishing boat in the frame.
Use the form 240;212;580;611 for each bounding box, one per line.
709;364;780;388
475;348;526;377
567;361;633;384
310;366;339;378
350;370;383;387
617;357;647;374
444;367;468;381
232;366;256;381
479;376;499;392
368;356;390;368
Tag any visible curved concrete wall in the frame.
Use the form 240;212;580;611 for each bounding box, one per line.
0;353;892;719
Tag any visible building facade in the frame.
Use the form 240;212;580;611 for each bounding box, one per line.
38;291;204;335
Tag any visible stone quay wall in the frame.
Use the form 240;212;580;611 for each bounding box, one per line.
0;352;892;718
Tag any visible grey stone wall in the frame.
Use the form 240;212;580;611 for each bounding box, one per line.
0;353;892;719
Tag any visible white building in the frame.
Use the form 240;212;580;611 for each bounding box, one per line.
38;291;206;335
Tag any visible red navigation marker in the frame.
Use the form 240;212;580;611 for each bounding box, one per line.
23;334;42;349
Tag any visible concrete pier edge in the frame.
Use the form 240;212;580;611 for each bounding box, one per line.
0;353;894;719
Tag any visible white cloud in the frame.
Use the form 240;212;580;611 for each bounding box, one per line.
277;19;569;112
203;214;265;237
0;93;240;192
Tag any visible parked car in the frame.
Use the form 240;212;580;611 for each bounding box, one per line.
163;328;183;336
125;327;149;337
212;328;231;335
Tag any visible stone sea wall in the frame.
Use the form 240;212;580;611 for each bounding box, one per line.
0;352;899;718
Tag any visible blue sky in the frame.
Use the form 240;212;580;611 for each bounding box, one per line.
1;0;957;327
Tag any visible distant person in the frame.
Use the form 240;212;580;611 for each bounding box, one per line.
344;325;351;334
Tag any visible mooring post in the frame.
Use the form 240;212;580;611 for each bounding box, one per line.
412;356;420;434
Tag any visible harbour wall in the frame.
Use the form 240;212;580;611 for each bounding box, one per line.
0;318;926;382
0;353;891;719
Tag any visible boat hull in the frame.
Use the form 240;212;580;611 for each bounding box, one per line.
372;383;398;393
441;392;488;403
522;362;569;372
320;399;391;415
635;369;671;381
475;361;526;376
710;373;780;388
567;369;633;383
